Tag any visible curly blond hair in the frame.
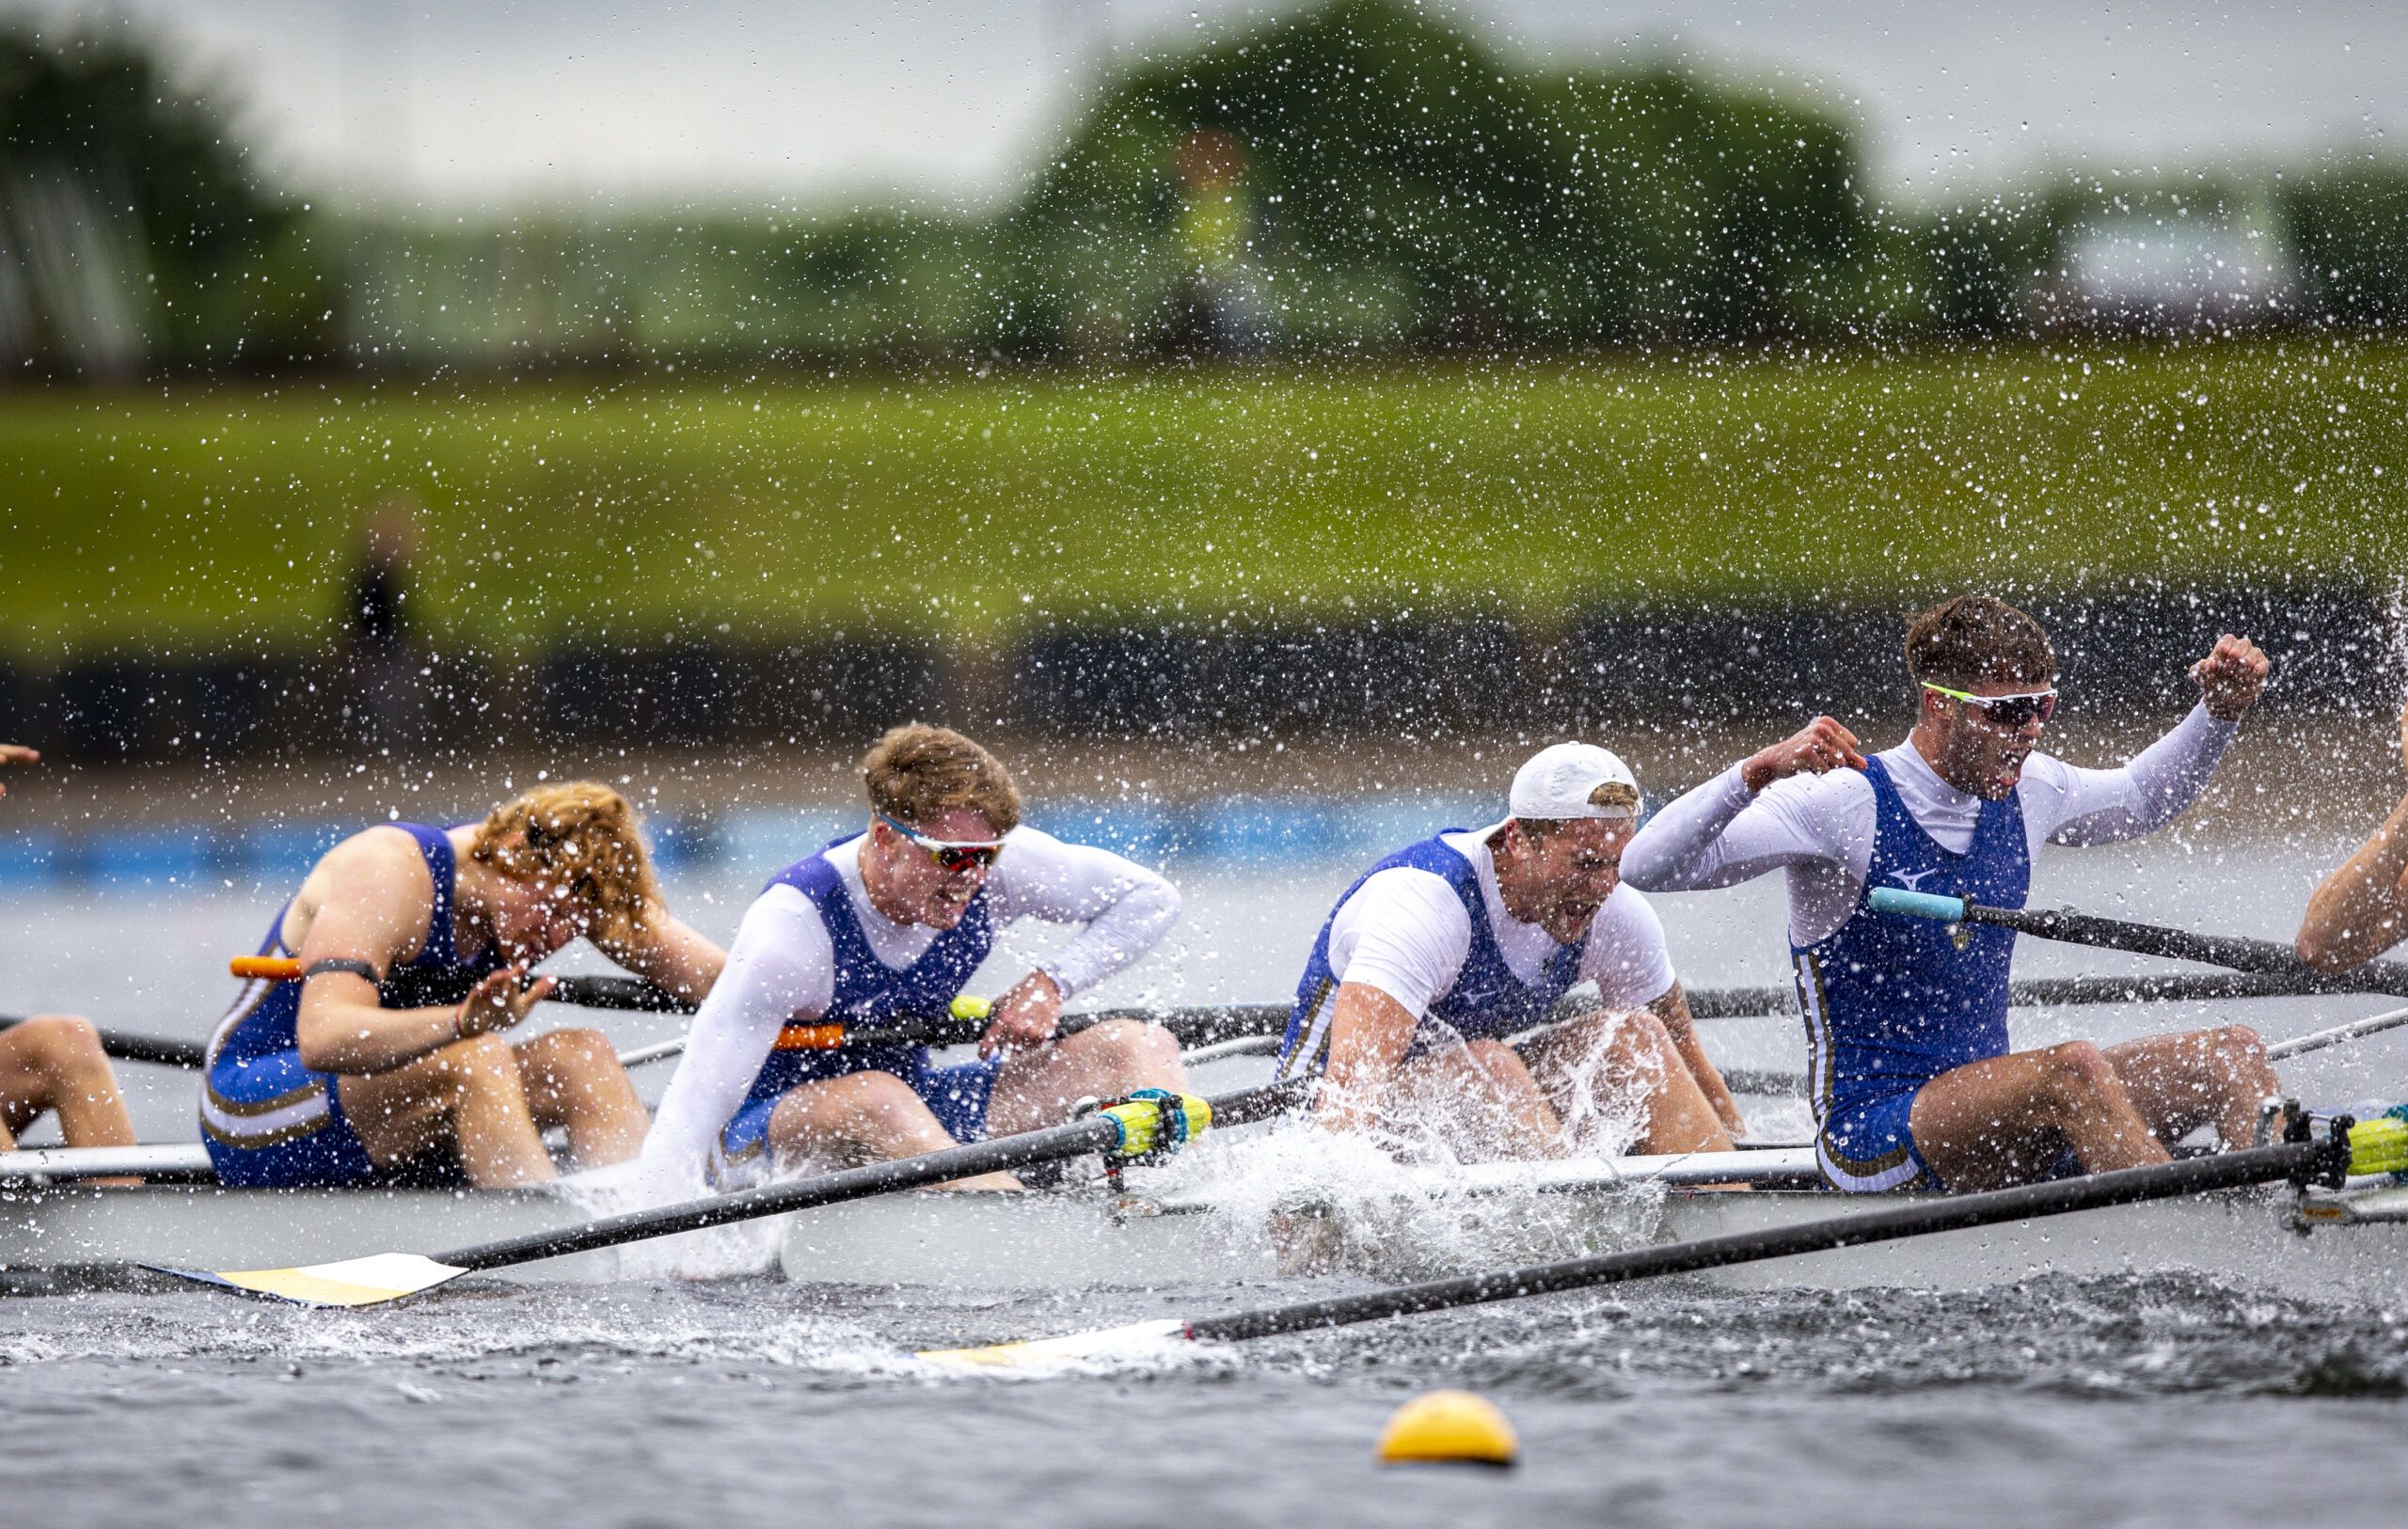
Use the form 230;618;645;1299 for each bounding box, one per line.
862;724;1022;836
467;781;662;952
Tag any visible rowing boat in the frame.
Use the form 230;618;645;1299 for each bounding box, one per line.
7;1133;2401;1301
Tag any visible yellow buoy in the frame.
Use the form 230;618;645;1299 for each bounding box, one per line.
1374;1389;1520;1468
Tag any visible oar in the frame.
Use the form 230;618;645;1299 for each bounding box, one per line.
921;1123;2395;1369
1867;889;2408;999
146;1077;1314;1307
0;1014;205;1070
1715;1001;2408;1102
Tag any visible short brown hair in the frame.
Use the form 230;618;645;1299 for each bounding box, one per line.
468;781;663;952
862;724;1022;836
1904;595;2056;689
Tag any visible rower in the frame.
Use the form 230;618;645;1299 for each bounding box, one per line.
2296;698;2408;969
1280;743;1745;1159
2;741;141;1166
202;783;725;1189
1623;593;2277;1191
633;723;1186;1196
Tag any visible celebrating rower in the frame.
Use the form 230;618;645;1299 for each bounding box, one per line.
2;740;141;1166
203;784;724;1189
633;724;1185;1196
1279;742;1744;1159
1623;593;2277;1191
2295;698;2408;969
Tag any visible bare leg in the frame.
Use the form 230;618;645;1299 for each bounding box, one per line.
1386;1038;1568;1160
983;1020;1185;1137
766;1071;1020;1190
513;1027;648;1169
2103;1025;2281;1148
338;1033;560;1188
1909;1041;2171;1191
1517;1008;1735;1157
0;1016;138;1152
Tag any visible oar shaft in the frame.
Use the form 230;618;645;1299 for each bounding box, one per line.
1184;1138;2337;1344
2267;1003;2408;1062
433;1078;1313;1272
0;1015;205;1070
1870;891;2408;1000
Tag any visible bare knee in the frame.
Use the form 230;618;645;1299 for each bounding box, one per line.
1081;1018;1180;1070
442;1033;523;1094
2038;1041;2118;1106
832;1071;927;1130
2207;1024;2265;1060
1461;1038;1538;1090
1601;1012;1672;1061
520;1027;621;1082
19;1015;108;1075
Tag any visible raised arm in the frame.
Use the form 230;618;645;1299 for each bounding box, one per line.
2024;702;2237;846
638;889;833;1187
2036;634;2267;845
2297;701;2408;971
978;828;1183;1052
1621;716;1870;893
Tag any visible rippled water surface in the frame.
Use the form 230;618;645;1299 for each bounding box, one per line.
8;1272;2405;1529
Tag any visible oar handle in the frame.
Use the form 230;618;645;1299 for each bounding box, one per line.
228;957;696;1013
1865;887;1970;923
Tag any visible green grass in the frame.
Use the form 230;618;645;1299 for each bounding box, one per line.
2;341;2402;662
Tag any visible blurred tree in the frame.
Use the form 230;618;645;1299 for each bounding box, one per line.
2277;159;2408;326
0;23;329;375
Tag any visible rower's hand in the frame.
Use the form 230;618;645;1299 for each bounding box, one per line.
982;969;1062;1057
2190;633;2270;722
1740;716;1866;793
454;966;554;1038
0;743;37;796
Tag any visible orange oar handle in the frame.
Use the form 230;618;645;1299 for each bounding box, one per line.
230;955;304;982
772;1022;848;1051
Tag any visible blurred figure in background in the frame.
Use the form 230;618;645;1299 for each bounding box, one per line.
0;741;142;1162
1163;127;1264;357
345;497;424;750
2296;700;2408;969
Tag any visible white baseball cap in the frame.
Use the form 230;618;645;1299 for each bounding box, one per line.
1509;742;1641;822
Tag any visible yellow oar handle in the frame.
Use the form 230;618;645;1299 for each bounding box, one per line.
2347;1113;2408;1178
230;955;303;981
1101;1090;1212;1160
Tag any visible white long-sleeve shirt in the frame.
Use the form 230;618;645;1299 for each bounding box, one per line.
640;827;1180;1182
1621;703;2237;946
1327;823;1675;1019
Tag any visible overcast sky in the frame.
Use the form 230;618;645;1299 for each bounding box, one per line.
9;1;2400;210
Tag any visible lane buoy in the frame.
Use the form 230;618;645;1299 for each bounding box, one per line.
1374;1389;1519;1468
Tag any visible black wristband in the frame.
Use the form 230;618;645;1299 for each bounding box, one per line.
302;957;382;984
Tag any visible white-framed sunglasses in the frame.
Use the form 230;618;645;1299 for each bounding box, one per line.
877;812;1006;872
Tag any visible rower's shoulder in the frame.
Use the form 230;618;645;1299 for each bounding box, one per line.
311;823;436;885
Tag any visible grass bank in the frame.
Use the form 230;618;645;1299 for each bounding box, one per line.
2;340;2400;661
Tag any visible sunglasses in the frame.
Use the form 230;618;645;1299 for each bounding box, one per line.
1922;681;2059;729
877;812;1006;873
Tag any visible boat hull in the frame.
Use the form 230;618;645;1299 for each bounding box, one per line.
776;1180;2408;1301
0;1183;616;1291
